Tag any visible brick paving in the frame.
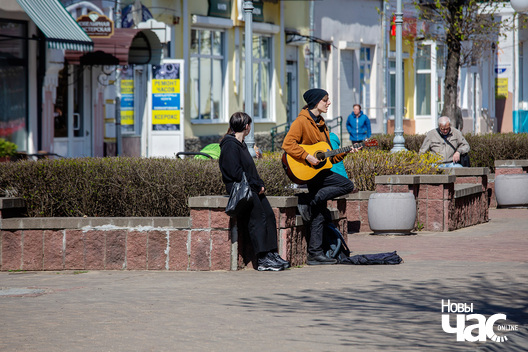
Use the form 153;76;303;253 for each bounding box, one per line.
0;208;527;351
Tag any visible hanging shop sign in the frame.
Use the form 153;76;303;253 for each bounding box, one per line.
77;12;114;38
120;66;135;132
208;0;232;18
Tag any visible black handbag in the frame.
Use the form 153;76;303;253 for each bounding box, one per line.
225;172;252;216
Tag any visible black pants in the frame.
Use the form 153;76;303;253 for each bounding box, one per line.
237;192;278;255
307;170;355;256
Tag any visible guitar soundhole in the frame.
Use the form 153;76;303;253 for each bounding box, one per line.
315;152;325;161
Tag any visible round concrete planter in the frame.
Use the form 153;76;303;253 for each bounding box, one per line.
368;192;416;234
495;174;528;207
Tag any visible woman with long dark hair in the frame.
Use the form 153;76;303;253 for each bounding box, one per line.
219;112;290;271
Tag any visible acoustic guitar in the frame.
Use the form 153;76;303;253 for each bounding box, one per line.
282;139;378;184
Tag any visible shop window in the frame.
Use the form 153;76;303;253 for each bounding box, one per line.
0;20;27;151
416;44;432;116
313;43;328;89
242;34;271;120
360;47;372;109
190;29;225;121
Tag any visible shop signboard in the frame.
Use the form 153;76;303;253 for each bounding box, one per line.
120;66;135;132
77;12;114;38
208;0;231;18
148;60;185;157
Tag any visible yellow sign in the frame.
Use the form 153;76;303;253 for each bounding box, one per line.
121;110;134;126
152;79;180;94
495;78;508;98
121;80;134;94
152;110;180;125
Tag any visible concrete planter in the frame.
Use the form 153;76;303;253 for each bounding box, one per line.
368;192;416;234
495;174;528;207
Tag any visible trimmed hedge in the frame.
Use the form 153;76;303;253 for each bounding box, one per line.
376;132;528;172
0;158;225;217
0;151;437;217
1;132;527;217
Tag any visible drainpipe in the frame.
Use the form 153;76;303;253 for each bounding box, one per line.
382;0;388;134
243;0;256;157
391;0;406;152
115;0;122;156
309;0;315;88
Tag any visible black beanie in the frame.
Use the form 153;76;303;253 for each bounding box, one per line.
303;88;328;109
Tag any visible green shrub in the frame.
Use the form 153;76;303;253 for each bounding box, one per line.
377;132;528;172
0;138;17;157
0;157;225;217
343;149;441;191
2;132;528;218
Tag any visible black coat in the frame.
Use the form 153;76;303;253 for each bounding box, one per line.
219;134;264;194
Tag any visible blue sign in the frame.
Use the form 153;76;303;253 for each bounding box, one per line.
152;94;180;110
121;95;134;108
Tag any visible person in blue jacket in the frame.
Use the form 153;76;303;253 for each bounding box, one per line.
346;104;371;145
329;132;349;179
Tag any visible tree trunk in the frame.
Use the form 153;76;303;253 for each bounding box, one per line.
442;1;464;129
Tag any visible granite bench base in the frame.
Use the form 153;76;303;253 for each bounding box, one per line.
1;167;499;272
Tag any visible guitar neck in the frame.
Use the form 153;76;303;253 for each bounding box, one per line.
324;141;365;159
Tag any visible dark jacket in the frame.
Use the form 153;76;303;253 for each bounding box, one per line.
219;134;264;194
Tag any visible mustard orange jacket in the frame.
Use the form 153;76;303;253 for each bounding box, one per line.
282;109;345;164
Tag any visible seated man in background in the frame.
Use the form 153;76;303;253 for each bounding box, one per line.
419;116;470;168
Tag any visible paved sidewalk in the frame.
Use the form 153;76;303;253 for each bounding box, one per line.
1;209;527;352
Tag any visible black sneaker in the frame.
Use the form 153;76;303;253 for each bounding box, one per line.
257;252;284;271
306;254;337;265
271;252;291;269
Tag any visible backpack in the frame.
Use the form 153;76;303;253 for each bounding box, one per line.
322;223;351;262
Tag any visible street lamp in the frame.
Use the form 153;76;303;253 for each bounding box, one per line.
391;0;406;152
243;0;256;157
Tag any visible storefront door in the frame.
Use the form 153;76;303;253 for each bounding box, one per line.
54;65;92;157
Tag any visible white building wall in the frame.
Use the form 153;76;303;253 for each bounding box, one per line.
315;0;385;137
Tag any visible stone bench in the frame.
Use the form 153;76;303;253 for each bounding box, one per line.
0;171;492;272
444;167;495;208
374;174;488;232
495;160;528;175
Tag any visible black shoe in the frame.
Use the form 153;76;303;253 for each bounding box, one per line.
257;252;284;271
306;254;337;265
271;252;291;269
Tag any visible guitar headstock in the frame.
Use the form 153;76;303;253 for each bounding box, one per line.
363;138;378;147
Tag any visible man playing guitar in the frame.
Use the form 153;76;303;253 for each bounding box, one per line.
282;88;360;265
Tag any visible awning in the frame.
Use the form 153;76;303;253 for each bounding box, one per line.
16;0;93;51
64;28;162;66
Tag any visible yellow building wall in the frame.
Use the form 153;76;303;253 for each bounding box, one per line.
390;38;415;122
282;1;310;111
141;0;311;139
